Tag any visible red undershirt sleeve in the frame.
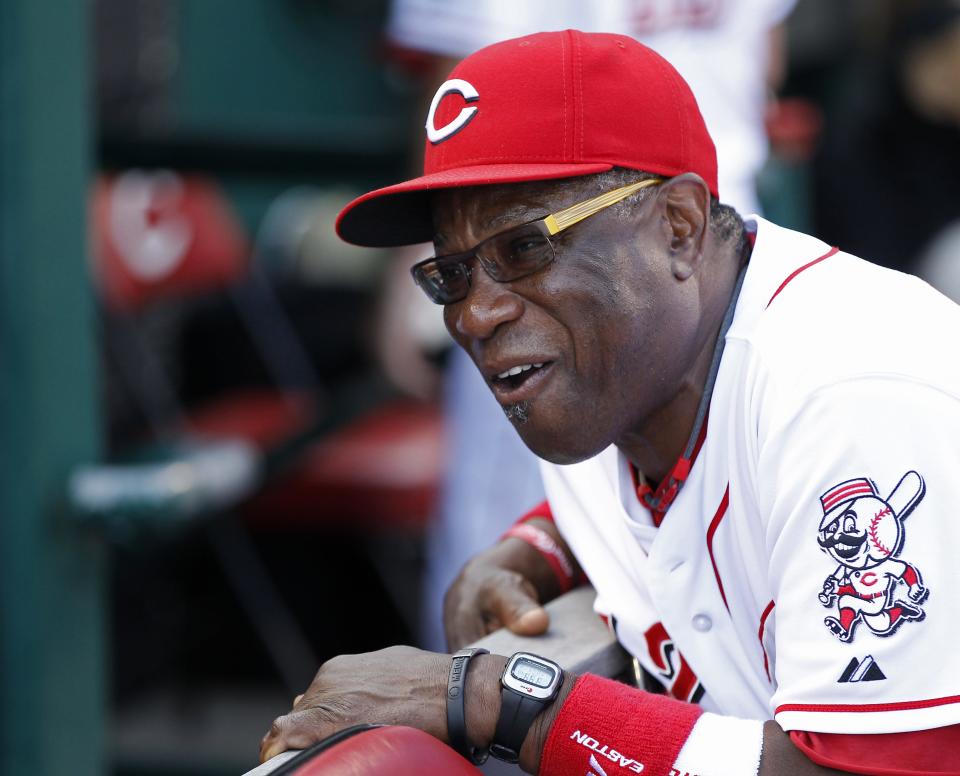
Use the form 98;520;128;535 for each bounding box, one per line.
516;499;554;524
789;727;960;775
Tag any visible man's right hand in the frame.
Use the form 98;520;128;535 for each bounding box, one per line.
443;518;577;650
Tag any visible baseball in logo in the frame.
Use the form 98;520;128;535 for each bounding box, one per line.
816;471;929;642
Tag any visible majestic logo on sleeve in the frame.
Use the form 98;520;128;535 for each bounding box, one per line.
425;79;479;144
837;654;886;683
817;471;929;642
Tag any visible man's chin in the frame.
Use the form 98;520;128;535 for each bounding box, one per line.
510;420;610;466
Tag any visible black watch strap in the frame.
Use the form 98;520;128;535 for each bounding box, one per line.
490;687;544;763
490;653;564;764
446;648;489;764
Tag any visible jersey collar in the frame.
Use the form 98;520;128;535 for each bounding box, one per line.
630;251;750;524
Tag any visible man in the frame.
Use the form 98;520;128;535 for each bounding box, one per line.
383;0;794;655
261;31;960;775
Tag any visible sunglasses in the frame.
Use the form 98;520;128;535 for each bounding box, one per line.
411;177;662;304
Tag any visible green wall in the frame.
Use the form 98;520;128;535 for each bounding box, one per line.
0;2;105;776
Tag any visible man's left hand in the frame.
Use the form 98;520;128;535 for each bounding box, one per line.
259;646;450;763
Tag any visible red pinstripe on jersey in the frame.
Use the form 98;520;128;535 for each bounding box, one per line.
706;485;731;611
777;694;960;715
757;600;776;683
766;246;839;308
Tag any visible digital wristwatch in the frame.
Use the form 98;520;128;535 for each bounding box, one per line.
489;652;565;763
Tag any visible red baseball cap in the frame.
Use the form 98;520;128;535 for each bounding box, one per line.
336;29;718;247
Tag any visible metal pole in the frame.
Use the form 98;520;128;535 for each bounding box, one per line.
0;2;105;775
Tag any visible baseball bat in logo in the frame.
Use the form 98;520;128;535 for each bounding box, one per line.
425;79;479;144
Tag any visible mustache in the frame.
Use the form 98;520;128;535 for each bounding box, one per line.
818;531;867;549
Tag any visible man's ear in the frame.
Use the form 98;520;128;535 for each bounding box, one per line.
660;173;711;280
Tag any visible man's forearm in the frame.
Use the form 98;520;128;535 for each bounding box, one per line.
461;661;849;775
258;645;888;775
463;653;576;773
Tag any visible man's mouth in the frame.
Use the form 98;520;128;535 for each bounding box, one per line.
495;361;544;385
489;361;554;402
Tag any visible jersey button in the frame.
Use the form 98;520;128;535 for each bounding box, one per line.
692;614;712;632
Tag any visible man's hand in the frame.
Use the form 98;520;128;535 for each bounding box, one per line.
443;518;577;650
259;646;449;763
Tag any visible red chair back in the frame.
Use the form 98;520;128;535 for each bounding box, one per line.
266;726;483;776
90;170;249;311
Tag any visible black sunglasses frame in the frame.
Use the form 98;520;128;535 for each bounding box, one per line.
410;177;663;305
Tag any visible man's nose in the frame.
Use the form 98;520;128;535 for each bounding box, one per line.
450;263;523;341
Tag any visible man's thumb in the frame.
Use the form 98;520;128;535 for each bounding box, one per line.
494;579;550;636
510;606;550;636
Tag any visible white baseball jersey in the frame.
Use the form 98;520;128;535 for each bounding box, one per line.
388;0;795;213
543;216;960;734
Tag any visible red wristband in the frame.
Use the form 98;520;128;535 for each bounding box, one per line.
541;674;703;776
502;523;575;593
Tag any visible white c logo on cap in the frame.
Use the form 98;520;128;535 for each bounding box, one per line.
425;79;479;144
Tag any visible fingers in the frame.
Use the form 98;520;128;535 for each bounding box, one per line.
445;570;549;649
444;567;549;651
508;607;550;636
444;532;567;650
489;576;550;637
261;646;449;762
259;707;332;763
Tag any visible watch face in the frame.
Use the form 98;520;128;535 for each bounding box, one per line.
512;657;556;688
503;653;562;700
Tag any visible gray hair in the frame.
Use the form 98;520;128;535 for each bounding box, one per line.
584;167;748;259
